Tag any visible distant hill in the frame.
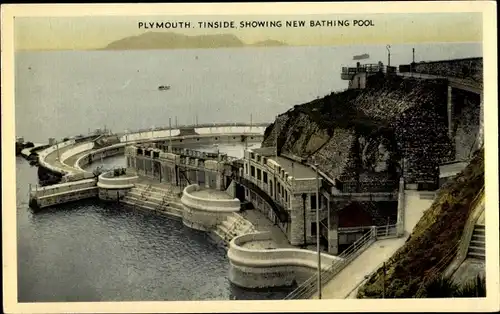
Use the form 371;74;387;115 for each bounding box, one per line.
250;40;288;47
103;32;287;50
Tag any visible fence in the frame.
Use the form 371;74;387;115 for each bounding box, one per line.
284;221;400;300
232;173;289;223
283;228;377;299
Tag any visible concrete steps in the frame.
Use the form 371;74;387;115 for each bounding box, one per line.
213;213;256;247
122;184;183;218
467;224;485;260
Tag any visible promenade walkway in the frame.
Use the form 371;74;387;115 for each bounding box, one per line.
311;190;434;299
44;145;86;174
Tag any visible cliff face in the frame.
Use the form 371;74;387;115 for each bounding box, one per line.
357;149;484;298
262;74;453;188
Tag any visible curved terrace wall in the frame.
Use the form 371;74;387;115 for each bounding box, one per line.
97;171;138;189
37;139;77;175
181;184;240;231
41;124;267;180
97;171;138;201
228;232;343;288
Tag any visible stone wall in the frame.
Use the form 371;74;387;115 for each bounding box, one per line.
412;58;482;83
452;89;481;160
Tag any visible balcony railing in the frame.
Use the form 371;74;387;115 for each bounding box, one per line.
232;173;289;223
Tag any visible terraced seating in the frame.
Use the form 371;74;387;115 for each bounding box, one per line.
122;184;183;218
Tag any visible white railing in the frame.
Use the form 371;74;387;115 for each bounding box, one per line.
228;231;341;269
284;227;377;300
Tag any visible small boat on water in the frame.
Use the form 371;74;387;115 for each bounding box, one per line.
353;53;370;60
158;85;171;91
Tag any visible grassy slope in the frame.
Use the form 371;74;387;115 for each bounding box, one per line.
357;148;484;298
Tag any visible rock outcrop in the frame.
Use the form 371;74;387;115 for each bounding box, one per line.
262;74;453;189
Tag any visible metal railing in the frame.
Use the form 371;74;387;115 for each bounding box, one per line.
284;228;377;300
232;173;289;223
284;221;400;300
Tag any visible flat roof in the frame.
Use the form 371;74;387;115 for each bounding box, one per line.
271;156;316;180
251;147;276;157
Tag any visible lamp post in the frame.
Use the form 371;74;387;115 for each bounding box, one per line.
315;160;322;299
169;118;173;153
213;144;219;160
56;140;60;161
386;45;391;67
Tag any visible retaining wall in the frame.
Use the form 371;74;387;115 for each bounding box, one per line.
29;179;98;209
228;231;342;288
60;142;95;164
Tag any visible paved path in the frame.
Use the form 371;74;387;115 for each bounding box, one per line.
240;209;294;249
64;150;93;170
311;190;434;299
44;144;84;174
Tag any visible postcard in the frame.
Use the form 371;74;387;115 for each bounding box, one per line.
1;2;498;313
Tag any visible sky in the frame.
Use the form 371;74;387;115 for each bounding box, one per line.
13;12;483;51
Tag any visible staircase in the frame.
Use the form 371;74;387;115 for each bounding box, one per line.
122;183;184;218
467;224;485;260
212;213;256;248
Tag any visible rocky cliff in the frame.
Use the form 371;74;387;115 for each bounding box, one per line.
262;74;453;189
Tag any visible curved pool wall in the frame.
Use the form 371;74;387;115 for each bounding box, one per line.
97;171;139;201
228;232;343;289
180;184;240;231
37;124;267;183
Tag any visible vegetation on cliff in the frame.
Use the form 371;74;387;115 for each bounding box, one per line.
356;148;484;298
262;74;452;185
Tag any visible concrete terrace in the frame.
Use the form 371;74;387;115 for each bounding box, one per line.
240;209;295;249
311;190;434;299
273;156;317;180
44;144;86;174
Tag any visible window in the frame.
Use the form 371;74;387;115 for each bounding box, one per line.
311;194;317;209
257;169;261;180
263;172;268;183
270;180;273;196
250;153;255;160
285;190;288;203
244;164;248;174
310;194;322;210
257;155;261;163
277;182;281;195
250;166;255;177
263;157;267;164
311;222;317;236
